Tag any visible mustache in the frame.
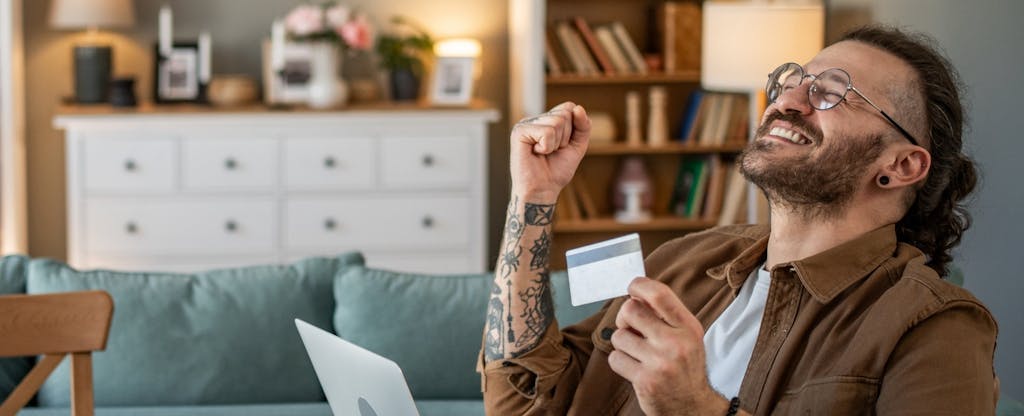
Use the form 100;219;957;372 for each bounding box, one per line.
755;111;824;143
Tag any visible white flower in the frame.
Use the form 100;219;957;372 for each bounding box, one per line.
284;5;324;37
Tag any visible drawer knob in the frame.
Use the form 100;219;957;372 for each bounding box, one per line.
224;158;238;170
225;220;238;232
421;216;434;229
323;156;337;169
124;159;137;172
421;154;435;167
324;218;337;230
125;222;138;234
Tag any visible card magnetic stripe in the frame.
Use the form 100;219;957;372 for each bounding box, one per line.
565;238;642;268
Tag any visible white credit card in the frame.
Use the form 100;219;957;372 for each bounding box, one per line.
565;233;646;306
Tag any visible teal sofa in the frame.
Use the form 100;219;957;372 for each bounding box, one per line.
0;254;603;416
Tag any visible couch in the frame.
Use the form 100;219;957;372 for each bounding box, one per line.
0;253;602;416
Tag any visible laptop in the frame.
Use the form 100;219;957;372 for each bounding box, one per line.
295;318;420;416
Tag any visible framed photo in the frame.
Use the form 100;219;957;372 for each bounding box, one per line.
262;41;315;105
153;42;202;103
430;56;475;106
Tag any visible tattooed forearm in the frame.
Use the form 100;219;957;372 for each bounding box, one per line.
484;198;558;361
512;272;554;355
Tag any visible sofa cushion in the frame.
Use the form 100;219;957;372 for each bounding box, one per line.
0;254;32;401
333;267;603;400
25;253;364;407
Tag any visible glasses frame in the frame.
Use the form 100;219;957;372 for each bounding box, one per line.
766;62;921;147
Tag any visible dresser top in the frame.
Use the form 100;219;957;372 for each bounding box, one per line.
54;100;501;128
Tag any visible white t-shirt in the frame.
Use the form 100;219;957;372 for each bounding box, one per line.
703;265;770;398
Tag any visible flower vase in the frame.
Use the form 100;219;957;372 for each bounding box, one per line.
306;42;349;109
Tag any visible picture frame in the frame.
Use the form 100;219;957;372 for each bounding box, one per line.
429;56;475;106
153;42;202;103
262;40;315;105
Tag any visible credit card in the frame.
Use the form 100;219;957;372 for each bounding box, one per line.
565;233;645;306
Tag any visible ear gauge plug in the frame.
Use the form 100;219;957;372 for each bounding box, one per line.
878;176;890;186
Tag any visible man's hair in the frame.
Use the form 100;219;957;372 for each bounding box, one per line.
840;25;977;278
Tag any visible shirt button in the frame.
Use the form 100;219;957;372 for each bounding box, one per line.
601;327;615;340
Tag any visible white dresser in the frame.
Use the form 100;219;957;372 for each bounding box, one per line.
54;104;500;274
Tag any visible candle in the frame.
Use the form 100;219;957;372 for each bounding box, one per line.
159;5;173;58
199;31;211;83
271;20;285;72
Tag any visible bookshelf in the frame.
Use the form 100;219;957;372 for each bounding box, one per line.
511;0;751;269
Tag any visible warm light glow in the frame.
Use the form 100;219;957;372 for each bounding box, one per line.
49;0;136;29
434;38;482;58
701;1;824;91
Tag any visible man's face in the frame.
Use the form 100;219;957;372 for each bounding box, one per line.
739;41;916;218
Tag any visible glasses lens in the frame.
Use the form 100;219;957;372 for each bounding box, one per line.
767;63;803;103
809;68;851;110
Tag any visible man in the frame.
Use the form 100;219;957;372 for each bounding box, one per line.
479;26;997;415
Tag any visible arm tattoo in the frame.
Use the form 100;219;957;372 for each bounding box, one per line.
529;229;551;271
484;281;505;360
512;272;554;355
524;203;555;226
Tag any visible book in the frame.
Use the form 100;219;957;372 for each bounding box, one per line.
555;21;597;75
696;93;723;145
661;1;702;73
594;25;633;74
560;181;584;220
544;31;563;76
677;89;704;143
573;17;615;75
684;158;710;218
684;91;711;143
717;165;749;226
710;93;735;145
610;21;648;75
669;157;707;217
572;172;600;219
701;156;726;221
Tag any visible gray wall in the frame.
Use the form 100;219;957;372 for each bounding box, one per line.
871;0;1024;401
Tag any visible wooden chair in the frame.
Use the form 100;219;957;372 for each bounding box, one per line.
0;291;114;416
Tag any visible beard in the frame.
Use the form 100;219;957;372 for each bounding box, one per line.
739;111;884;221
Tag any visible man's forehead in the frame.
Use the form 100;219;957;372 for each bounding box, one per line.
805;41;914;97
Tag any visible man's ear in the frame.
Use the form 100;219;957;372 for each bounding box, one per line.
877;146;930;188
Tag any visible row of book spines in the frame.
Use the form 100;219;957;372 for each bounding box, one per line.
678;91;750;146
667;155;748;226
547;18;646;77
554;157;748;226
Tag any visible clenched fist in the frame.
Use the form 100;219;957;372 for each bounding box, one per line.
509;102;591;202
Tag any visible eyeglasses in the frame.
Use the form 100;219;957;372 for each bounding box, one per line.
765;62;921;147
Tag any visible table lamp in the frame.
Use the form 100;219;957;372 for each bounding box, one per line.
49;0;135;104
701;0;824;222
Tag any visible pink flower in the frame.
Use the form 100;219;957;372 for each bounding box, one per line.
325;4;351;28
284;5;324;37
339;14;373;50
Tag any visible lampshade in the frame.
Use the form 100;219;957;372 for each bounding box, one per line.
49;0;136;29
701;0;823;92
434;38;482;58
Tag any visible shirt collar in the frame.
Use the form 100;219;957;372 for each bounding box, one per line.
708;224;899;303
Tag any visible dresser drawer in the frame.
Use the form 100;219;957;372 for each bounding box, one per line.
84;198;276;255
380;136;471;189
82;136;176;192
284;196;470;250
181;138;277;190
283;137;375;190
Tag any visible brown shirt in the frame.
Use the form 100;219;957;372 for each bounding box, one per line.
479;224;998;415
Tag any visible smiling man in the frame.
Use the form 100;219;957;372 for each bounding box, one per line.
478;25;997;415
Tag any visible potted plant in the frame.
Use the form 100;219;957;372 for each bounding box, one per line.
375;16;433;101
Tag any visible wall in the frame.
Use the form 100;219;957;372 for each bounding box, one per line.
22;0;511;264
869;0;1024;401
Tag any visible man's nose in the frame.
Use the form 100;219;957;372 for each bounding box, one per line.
771;82;814;115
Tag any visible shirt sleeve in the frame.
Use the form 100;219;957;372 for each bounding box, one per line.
875;300;998;415
478;302;609;415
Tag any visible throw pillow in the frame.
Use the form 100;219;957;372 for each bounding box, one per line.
0;255;31;401
26;252;363;407
333;267;603;400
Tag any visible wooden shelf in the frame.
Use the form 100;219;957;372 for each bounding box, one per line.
554;216;719;233
586;142;747;156
546;71;701;85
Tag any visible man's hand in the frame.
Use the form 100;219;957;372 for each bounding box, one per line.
608;277;730;416
510;102;590;202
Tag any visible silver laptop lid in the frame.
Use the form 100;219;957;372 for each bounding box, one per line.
295;318;419;416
